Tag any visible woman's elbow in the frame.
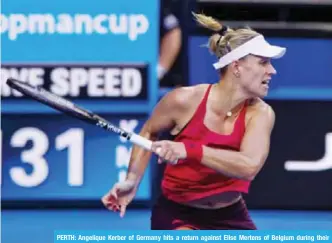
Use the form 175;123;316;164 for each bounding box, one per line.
240;159;261;181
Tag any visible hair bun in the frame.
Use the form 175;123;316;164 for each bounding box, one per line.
218;25;228;36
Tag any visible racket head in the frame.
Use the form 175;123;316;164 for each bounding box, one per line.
6;78;95;123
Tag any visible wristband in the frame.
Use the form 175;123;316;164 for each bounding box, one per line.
183;141;203;163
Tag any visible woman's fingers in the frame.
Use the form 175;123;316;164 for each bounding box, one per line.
158;149;174;164
120;204;127;218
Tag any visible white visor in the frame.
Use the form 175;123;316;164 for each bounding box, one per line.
213;35;286;70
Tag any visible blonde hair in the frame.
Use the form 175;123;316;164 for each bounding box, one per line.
192;12;259;66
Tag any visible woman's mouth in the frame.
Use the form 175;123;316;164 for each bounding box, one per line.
262;80;270;88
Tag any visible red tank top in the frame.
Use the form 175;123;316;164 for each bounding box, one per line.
161;84;250;203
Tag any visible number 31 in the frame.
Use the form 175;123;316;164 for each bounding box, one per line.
2;128;84;187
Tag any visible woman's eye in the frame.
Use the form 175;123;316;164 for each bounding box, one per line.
260;59;269;65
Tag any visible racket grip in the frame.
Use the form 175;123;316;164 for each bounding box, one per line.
129;133;178;165
129;133;153;151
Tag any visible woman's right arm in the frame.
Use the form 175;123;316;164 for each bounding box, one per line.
125;87;190;187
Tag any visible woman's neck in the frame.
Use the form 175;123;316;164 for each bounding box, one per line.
211;79;251;116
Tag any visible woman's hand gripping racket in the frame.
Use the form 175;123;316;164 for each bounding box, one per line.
6;78;174;164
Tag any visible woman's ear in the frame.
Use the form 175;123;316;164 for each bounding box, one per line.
230;60;241;78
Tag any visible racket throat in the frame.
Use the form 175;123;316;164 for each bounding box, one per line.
96;120;131;139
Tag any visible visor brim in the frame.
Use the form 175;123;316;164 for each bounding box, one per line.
251;45;286;59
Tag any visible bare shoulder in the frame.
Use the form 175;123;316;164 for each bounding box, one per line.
247;98;275;125
249;98;274;114
161;84;210;111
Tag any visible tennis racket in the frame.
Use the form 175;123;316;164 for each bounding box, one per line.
6;78;154;151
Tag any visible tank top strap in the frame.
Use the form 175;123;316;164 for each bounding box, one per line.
193;84;213;121
234;99;249;134
239;100;249;118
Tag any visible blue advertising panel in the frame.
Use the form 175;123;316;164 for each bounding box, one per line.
1;114;151;200
1;0;160;203
189;36;332;100
1;0;159;113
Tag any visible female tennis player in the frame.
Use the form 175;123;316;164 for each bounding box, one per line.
102;13;286;230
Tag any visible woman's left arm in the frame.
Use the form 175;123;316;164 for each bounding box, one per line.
200;106;275;181
152;105;275;181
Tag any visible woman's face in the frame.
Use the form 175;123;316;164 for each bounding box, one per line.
237;55;277;98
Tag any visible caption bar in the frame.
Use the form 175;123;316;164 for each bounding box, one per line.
54;231;331;242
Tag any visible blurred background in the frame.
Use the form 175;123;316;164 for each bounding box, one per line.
1;0;332;241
